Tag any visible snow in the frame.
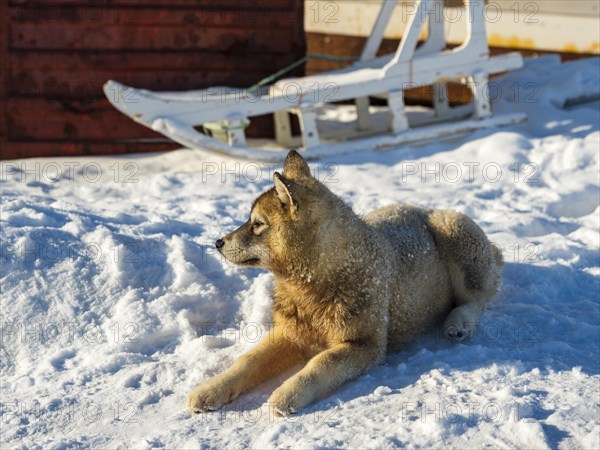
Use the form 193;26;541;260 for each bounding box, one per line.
1;56;599;449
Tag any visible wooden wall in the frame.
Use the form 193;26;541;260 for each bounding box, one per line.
0;0;305;160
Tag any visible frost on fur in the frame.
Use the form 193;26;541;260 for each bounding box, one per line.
188;150;503;415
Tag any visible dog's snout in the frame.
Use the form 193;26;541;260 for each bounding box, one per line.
215;238;225;250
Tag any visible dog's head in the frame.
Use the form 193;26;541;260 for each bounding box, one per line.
216;150;339;275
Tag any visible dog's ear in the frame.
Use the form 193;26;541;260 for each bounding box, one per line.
283;149;311;180
273;172;298;210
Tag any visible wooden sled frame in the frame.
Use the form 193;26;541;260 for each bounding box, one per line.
104;0;526;161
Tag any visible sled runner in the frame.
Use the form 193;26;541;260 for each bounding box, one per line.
104;0;526;161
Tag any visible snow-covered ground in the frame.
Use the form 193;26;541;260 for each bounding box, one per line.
1;56;599;449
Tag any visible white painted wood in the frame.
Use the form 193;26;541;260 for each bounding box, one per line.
227;120;247;147
104;0;527;159
469;72;492;119
414;0;445;57
151;112;526;162
387;90;409;133
433;83;450;117
389;0;426;65
274;110;295;147
353;0;394;134
359;0;397;61
104;51;522;129
355;96;372;131
296;108;321;149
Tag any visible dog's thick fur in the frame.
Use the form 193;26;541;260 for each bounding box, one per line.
188;150;503;416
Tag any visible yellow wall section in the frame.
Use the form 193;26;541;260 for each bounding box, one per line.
488;34;536;50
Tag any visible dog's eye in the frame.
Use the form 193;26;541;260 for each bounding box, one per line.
250;220;266;236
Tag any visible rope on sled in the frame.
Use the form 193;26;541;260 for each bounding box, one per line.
207;54;358;133
247;53;358;92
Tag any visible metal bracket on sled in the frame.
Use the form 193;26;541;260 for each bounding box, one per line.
104;0;526;161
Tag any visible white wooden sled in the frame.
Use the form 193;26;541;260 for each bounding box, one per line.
104;0;526;161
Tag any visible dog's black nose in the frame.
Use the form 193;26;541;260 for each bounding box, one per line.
215;239;225;250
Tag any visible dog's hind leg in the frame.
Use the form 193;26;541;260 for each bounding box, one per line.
444;302;484;341
443;255;501;341
428;210;504;342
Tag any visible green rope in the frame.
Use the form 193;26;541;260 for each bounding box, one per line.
247;53;358;92
207;54;358;132
203;121;249;132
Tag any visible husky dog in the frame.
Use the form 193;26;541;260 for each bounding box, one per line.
188;150;503;416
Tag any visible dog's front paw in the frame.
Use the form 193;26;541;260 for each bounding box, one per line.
267;381;312;417
187;378;236;414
